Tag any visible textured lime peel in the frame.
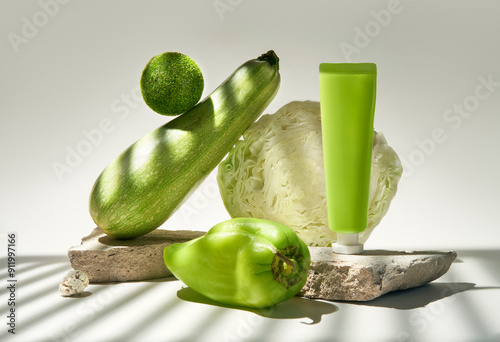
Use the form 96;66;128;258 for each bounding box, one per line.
217;101;403;247
141;52;204;115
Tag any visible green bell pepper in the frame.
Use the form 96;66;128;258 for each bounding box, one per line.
164;217;311;308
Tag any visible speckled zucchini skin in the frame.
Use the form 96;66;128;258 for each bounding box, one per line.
89;51;280;238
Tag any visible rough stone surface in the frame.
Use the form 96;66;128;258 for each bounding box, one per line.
69;229;457;300
68;227;204;283
299;248;457;301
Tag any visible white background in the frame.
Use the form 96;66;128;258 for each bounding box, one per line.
1;1;499;341
1;0;500;254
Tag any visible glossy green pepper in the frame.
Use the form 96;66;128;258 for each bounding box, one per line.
164;217;311;308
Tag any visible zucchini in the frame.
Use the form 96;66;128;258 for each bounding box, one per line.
89;51;280;238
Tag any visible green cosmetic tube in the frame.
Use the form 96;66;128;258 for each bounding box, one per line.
319;63;377;254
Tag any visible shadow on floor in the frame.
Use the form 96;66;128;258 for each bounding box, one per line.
177;287;338;324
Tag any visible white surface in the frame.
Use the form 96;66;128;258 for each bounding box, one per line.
0;251;499;342
1;0;500;341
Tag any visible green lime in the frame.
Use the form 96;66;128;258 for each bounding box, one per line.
140;52;204;116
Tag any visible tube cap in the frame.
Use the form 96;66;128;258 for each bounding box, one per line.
333;233;364;254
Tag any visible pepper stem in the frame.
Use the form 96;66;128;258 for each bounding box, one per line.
272;246;306;288
275;251;297;275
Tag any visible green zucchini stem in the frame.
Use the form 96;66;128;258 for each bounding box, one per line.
257;50;279;68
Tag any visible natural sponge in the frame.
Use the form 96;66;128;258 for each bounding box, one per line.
141;52;204;115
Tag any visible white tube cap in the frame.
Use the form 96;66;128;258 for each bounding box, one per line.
333;233;364;254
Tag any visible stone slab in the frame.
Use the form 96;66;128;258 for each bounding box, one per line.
68;227;204;283
69;229;456;301
299;248;457;301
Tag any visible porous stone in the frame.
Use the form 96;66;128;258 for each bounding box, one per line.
299;248;457;301
68;227;204;283
69;229;457;301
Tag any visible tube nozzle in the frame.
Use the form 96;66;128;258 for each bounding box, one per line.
333;233;364;254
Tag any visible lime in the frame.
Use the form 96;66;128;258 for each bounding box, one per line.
141;52;204;115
